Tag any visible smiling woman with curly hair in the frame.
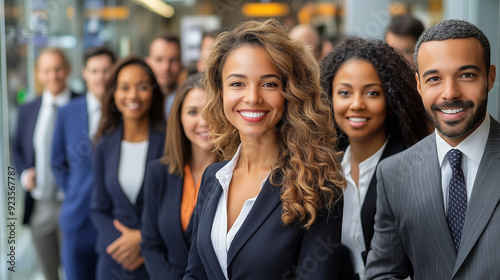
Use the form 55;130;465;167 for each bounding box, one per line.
183;19;346;280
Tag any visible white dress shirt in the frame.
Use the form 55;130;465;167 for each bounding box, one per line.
211;145;269;280
436;114;490;213
341;139;388;278
118;140;149;204
27;88;71;200
86;92;101;139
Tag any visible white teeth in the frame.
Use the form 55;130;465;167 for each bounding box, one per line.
240;112;265;118
441;108;465;114
199;132;208;136
348;117;367;122
128;103;140;109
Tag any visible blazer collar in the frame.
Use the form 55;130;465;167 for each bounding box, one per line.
108;123;165;215
416;134;457;274
453;116;500;275
360;137;406;260
197;178;226;279
226;172;282;267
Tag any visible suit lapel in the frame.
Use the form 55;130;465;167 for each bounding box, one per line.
416;135;457;273
226;176;282;266
28;98;43;163
361;138;406;258
197;180;226;279
82;97;90;138
168;169;191;249
135;127;164;216
454;117;500;274
108;124;127;207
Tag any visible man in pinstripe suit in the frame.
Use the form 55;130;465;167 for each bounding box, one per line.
364;19;499;280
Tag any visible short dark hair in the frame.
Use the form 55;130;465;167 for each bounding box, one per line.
386;14;425;42
414;19;490;75
83;46;116;66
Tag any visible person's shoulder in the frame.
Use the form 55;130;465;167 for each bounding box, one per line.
205;161;229;176
147;159;175;179
18;97;42;112
95;126;122;150
380;133;434;169
57;96;86;118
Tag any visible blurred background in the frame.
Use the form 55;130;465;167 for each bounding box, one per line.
0;0;499;279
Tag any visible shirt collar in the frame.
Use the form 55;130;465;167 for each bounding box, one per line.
436;113;490;167
86;91;101;112
215;145;242;192
341;138;389;176
42;87;72;107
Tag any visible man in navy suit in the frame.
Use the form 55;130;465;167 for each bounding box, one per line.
51;46;115;280
13;47;77;280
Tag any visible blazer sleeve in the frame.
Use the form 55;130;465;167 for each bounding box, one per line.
363;165;411;280
91;141;120;250
12;105;31;174
141;163;184;280
183;168;212;280
51;109;69;192
295;198;343;280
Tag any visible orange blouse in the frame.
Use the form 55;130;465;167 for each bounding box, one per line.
180;164;202;232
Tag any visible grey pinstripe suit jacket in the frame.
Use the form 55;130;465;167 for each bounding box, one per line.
364;116;500;280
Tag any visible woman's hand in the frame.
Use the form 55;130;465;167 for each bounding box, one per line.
106;219;145;271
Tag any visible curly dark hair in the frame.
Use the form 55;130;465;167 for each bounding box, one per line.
320;37;428;146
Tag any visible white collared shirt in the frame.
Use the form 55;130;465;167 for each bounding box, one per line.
211;145;269;280
29;88;72;200
86;92;101;139
118;140;149;204
436;114;490;213
341;139;388;278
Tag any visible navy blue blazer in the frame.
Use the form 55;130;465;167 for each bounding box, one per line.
141;160;194;280
183;161;343;280
51;95;95;232
12;92;78;224
91;123;165;255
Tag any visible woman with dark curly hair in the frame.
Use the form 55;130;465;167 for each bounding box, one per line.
183;19;346;279
92;56;165;280
320;37;429;279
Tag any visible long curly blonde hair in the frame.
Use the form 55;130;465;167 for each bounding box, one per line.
203;19;346;229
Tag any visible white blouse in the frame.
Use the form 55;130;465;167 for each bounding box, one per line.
341;139;388;278
118;140;149;204
211;145;269;280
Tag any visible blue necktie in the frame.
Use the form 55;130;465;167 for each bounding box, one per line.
446;149;467;251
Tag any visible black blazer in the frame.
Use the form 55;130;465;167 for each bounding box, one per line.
12;92;78;224
339;137;406;279
141;160;194;280
183;161;343;280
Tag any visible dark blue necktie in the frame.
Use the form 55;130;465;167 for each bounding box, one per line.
446;149;467;251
